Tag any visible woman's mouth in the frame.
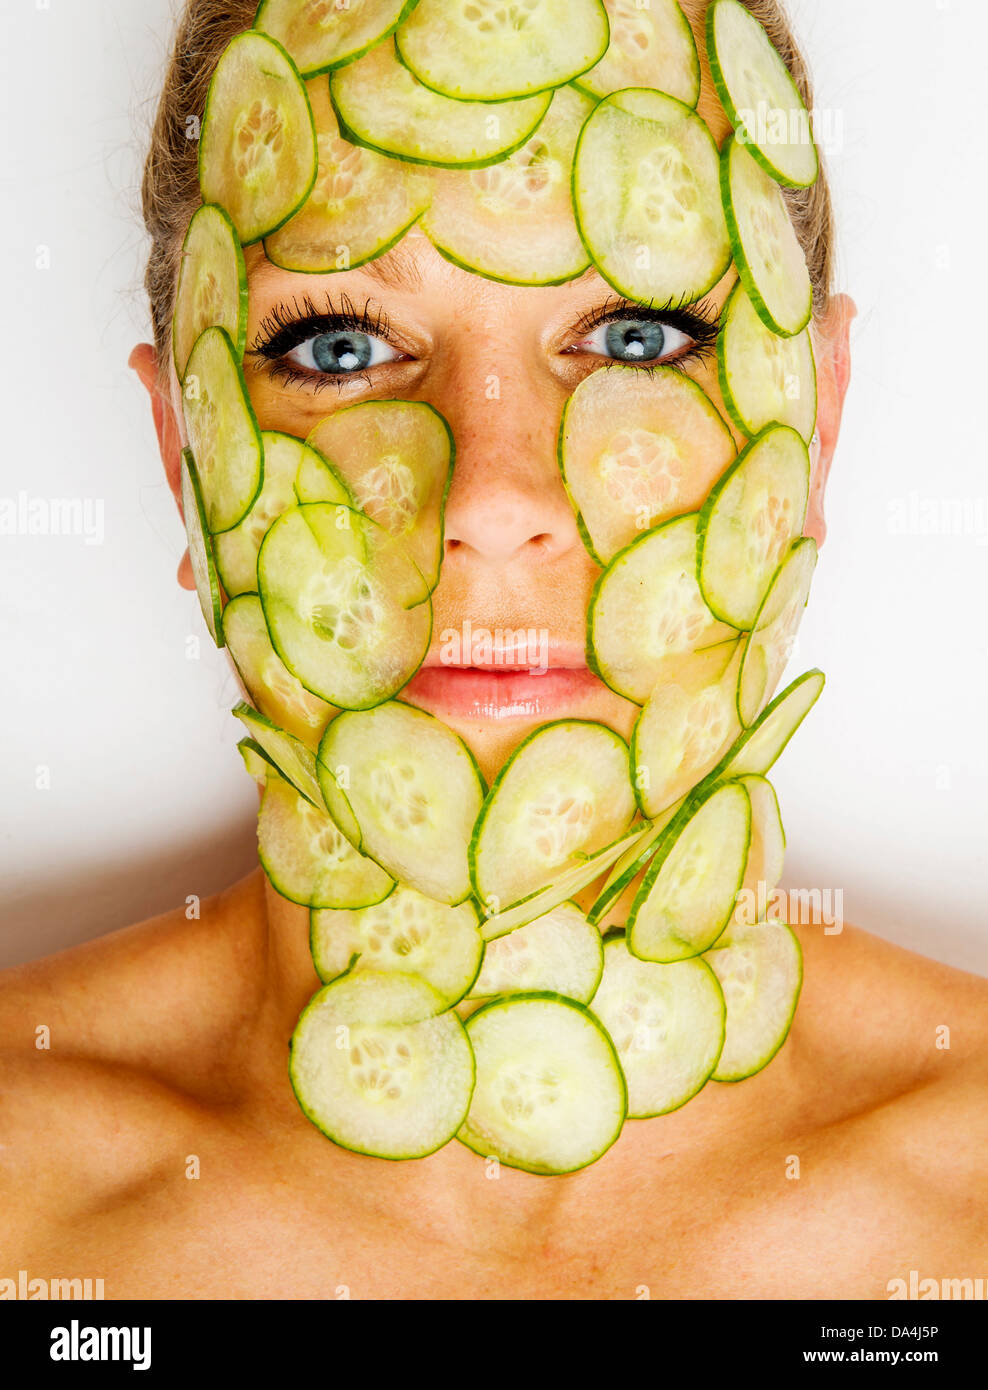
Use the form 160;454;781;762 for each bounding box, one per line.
402;637;602;721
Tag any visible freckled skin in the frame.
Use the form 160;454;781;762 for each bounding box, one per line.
0;10;983;1302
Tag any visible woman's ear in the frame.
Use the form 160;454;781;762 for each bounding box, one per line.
129;342;195;591
805;293;856;546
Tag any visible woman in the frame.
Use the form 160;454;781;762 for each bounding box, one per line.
1;0;985;1300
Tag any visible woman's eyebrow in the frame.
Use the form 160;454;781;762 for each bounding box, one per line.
247;242;424;294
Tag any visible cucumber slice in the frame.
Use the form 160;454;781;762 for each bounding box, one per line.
696;423;810;630
233;699;326;809
588;513;738;705
706;0;818;189
171;204;247;382
265;76;430;273
182;327;263;534
632;639;742;818
458;994;626;1175
238;736;280;785
318;701;485;904
703;919;802;1080
311;887;483;1007
257;503;432;709
721;134;812;338
395;0;610;101
573;88;730;308
559;364;736;567
628;780;751;963
717;281;817;443
591;934;725;1117
737;537;816;727
575;0;699;107
306;400;453;591
421;86;592;287
331;40;552;169
179;448;224;647
213;432;303;597
470;720;637;914
290;968;475;1159
223;593;336;751
294;442;354;507
469;902;603;1002
199;31;317;244
258;768;395;908
587;805;682;926
482;822;649;940
718;668;824;780
732;774;785;924
255;0;422;77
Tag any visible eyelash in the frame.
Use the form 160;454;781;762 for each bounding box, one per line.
246;290;721;389
247;293;398;393
570;294;721;373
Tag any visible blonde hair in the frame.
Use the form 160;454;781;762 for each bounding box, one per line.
140;0;836;374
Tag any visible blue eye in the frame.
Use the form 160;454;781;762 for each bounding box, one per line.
580;317;693;364
286;330;400;375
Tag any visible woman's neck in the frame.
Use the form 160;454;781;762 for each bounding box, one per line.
253;867;803;1247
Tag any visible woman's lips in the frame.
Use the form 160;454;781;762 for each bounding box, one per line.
403;662;602;722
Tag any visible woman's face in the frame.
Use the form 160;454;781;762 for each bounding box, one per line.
139;36;848;788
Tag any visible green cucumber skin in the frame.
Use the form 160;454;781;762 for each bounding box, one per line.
264;199;429;276
585;511;710;705
717;668;824;781
457;990;628;1176
186;325;265;535
231;698;322;809
572;89;733;308
254;0;425;78
591;670;822;923
199;32;318;246
705;0;818;192
627;642;739;820
561;365;736;572
694;422;809;627
318;700;486;907
735;536;817;728
425;231;590;291
314;754;365;852
180;447;225;647
572;3;699;110
328;71;552;171
289;978;476;1162
597;933;727;1118
709;922;803;1082
467;718;631;913
172;203;249;382
237;735;281;780
719;135;811;339
627;780;752;961
714;280;819;443
256;504;435;712
307;893;476;997
392;9;611;106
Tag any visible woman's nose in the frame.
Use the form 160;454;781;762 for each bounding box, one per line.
437;355;583;568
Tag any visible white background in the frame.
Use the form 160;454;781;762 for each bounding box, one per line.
1;0;985;972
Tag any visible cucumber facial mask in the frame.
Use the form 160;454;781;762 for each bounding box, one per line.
177;0;822;1173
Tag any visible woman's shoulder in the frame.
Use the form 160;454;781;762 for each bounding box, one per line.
787;918;988;1195
792;917;988;1074
0;869;268;1078
0;871;273;1245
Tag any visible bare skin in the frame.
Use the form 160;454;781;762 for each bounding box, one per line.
2;30;986;1302
1;871;986;1299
